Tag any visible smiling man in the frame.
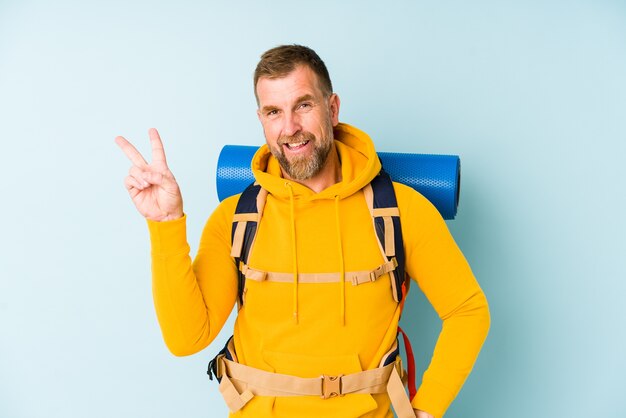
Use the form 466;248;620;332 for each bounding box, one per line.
116;45;490;418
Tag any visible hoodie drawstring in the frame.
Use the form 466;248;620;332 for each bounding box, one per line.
286;183;299;324
334;195;346;326
284;184;345;326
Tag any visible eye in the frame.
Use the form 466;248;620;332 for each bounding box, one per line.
298;102;312;110
266;109;279;117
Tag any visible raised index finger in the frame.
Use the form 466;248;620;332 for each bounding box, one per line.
149;128;168;167
115;135;148;168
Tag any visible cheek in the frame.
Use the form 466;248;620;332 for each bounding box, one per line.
261;121;278;142
301;115;321;134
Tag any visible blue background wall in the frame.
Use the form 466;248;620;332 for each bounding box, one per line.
1;1;625;417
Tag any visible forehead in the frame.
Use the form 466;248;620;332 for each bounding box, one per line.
256;65;324;108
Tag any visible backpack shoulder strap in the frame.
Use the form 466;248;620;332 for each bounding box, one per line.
363;169;407;303
231;182;267;308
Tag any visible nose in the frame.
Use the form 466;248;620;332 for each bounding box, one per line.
282;111;302;137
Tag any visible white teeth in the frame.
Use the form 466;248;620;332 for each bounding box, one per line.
285;140;309;149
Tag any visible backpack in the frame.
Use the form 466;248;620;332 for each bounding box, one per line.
209;168;418;401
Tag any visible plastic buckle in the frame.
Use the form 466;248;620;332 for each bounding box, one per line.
320;374;343;399
370;263;386;282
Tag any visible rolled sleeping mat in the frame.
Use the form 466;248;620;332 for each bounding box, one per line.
216;145;460;220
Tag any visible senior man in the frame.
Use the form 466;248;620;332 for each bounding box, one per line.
116;44;490;418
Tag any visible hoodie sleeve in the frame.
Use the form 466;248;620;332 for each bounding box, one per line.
396;184;491;418
146;196;239;356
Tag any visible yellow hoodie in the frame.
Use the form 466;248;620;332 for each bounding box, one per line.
147;123;490;418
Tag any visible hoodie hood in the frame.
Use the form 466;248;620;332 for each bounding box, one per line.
251;122;382;200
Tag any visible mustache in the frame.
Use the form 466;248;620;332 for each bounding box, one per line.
277;131;315;146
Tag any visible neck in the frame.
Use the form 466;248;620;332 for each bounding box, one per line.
283;145;342;193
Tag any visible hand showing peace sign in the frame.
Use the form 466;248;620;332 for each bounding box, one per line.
115;128;184;222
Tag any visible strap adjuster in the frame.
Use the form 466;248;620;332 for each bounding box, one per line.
320;374;343;399
370;264;386;281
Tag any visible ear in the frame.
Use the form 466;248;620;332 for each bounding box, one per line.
329;93;340;126
256;108;262;123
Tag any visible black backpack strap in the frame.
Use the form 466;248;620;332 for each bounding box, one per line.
366;169;407;303
207;335;236;382
231;182;266;308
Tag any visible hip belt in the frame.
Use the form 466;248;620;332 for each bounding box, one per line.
210;339;416;418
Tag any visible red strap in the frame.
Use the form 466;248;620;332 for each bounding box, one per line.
397;326;417;400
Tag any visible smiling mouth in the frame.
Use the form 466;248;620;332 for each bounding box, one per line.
284;140;310;150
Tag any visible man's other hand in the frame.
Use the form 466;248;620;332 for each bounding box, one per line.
415;409;435;418
115;128;184;222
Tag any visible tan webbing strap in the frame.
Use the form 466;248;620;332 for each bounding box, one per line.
219;371;254;412
386;366;415;418
383;216;395;257
240;259;398;285
233;213;259;222
240;264;267;281
372;208;400;217
230;221;247;258
390;273;400;303
256;187;268;219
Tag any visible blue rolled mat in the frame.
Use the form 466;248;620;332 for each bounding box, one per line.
216;145;460;219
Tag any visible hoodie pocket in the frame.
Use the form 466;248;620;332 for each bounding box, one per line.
260;350;379;418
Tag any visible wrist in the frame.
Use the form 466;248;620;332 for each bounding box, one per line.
162;211;184;222
147;209;184;222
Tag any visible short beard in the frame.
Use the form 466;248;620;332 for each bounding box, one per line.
270;124;334;181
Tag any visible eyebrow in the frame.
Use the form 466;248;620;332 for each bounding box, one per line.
295;94;315;104
260;104;279;114
260;94;317;114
